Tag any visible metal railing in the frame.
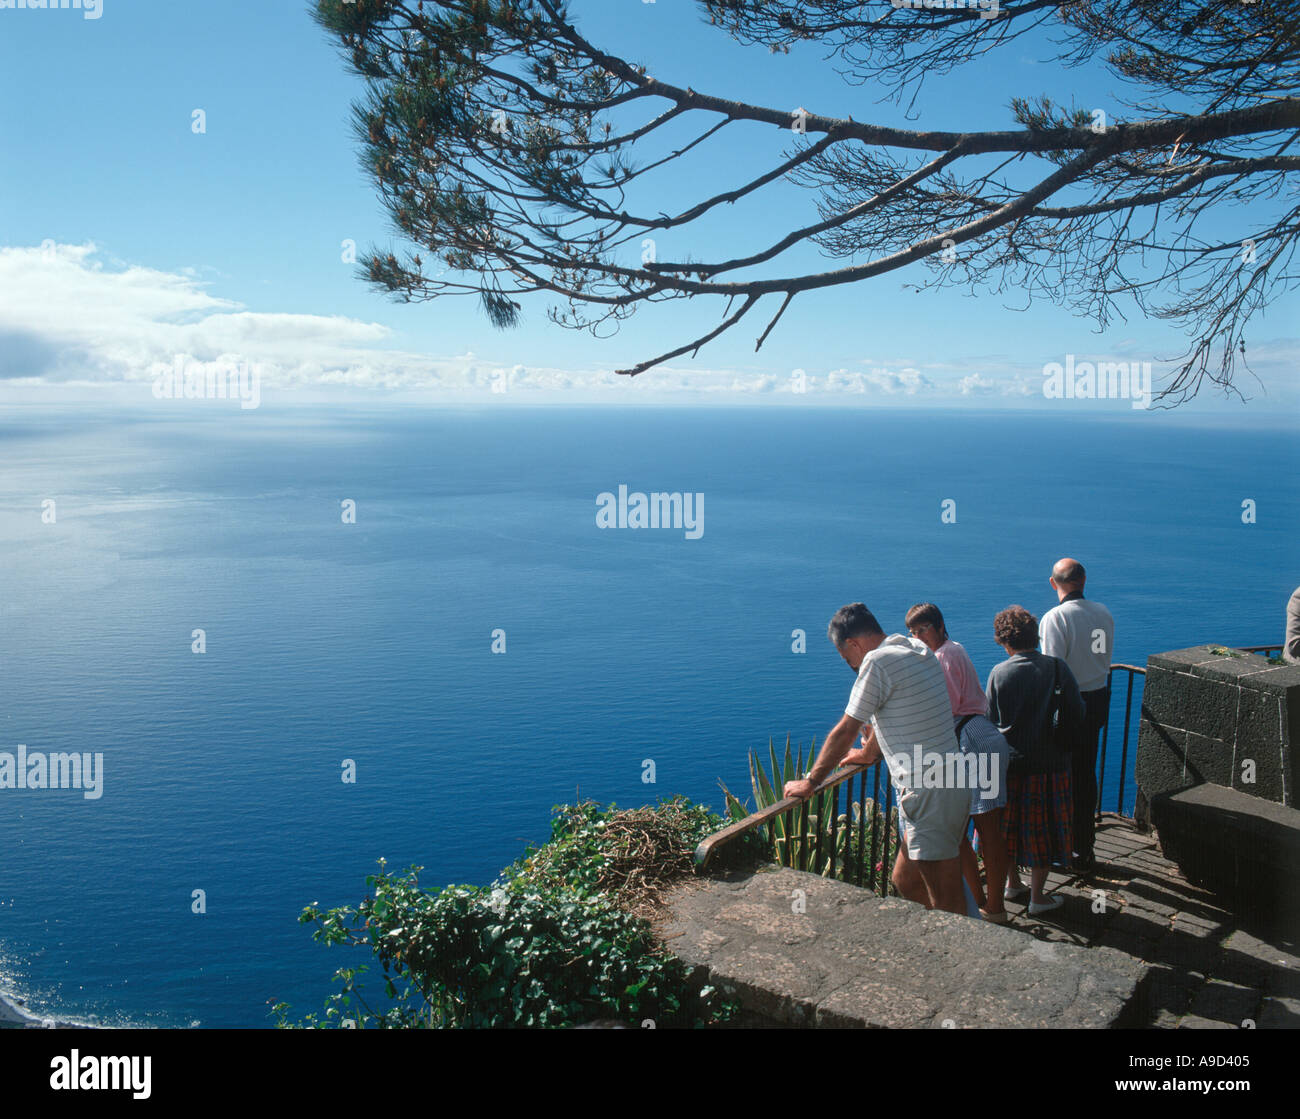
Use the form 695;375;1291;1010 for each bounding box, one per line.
697;646;1286;890
698;662;1150;893
1097;662;1144;821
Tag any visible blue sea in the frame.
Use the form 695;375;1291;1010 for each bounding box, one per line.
0;405;1295;1028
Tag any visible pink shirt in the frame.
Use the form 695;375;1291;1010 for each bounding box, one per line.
933;639;987;717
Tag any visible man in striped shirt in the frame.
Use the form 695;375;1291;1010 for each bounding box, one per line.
784;603;969;914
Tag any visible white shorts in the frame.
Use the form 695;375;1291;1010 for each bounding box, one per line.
896;783;969;861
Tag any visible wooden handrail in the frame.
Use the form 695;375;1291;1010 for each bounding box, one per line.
694;763;869;870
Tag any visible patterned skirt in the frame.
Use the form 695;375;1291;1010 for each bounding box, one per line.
1004;769;1073;868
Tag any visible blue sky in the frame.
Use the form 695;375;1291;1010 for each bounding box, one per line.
1;0;1295;417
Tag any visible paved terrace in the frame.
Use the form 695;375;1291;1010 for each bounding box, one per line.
1029;817;1299;1028
659;817;1300;1028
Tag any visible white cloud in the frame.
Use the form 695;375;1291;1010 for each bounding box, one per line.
0;243;397;388
862;366;934;394
0;242;718;397
5;243;1290;410
958;372;997;395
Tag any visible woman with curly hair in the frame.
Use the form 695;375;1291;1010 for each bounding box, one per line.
986;605;1085;916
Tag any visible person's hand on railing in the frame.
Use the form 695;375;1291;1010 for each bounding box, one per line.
780;717;873;805
784;741;878;800
845;725;881;768
782;777;815;800
781;714;866;801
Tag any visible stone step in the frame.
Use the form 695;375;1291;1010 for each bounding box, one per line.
659;867;1147;1028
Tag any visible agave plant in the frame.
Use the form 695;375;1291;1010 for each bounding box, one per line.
719;735;899;890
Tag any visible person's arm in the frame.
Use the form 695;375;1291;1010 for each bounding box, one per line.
785;652;888;798
783;713;864;799
1058;660;1085;728
1040;608;1065;660
837;724;882;770
1286;589;1300;664
847;724;882;767
952;644;983;713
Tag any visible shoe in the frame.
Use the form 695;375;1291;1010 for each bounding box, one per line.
1070;854;1096;875
1004;883;1029;901
980;909;1010;925
1028;894;1064;916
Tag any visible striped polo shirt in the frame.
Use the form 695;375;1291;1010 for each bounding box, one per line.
845;634;960;790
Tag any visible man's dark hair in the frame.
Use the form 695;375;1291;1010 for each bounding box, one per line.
828;603;883;647
905;602;946;637
994;605;1039;651
1054;561;1086;585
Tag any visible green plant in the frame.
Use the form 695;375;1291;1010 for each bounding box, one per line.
498;797;723;916
274;800;741;1029
719;735;898;888
1206;645;1287;665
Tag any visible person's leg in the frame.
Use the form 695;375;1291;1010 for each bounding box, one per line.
907;786;972;915
973;808;1008;916
1087;690;1108;851
894;786;968;914
1070;714;1095;857
1003;769;1027;897
892;792;929;904
1028;769;1071;912
892;846;928;904
915;857;967;915
956;724;987;909
1005;863;1027;895
1072;689;1106;862
959;831;985;908
1029;864;1051;906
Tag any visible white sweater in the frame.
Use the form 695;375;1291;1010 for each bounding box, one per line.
1041;595;1114;692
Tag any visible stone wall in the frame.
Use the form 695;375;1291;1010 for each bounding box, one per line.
1135;645;1299;827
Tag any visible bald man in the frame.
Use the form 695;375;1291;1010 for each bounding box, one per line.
1040;558;1114;874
